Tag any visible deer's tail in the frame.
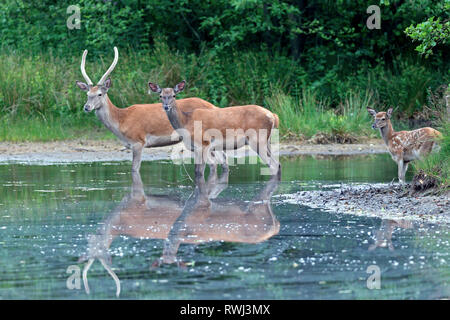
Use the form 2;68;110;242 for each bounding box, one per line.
273;113;279;129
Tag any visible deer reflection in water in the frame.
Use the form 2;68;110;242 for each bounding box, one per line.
368;219;413;251
78;169;280;297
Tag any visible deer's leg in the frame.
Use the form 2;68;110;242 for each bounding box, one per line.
218;151;229;173
265;126;281;175
131;143;143;173
210;150;229;174
152;238;185;268
154;179;209;268
193;146;207;180
401;162;409;183
421;140;439;156
206;157;229;200
257;172;281;201
202;146;213;178
207;150;218;178
397;159;405;184
208;148;229;174
266;142;281;175
130;170;146;199
208;163;218;177
206;152;219;190
160;241;182;265
218;154;229;181
251;137;280;176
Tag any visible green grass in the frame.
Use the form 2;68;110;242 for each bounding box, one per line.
0;39;447;142
0;115;114;142
265;89;375;141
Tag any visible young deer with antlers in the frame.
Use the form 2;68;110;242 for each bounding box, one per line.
367;107;441;184
148;80;280;178
75;47;222;173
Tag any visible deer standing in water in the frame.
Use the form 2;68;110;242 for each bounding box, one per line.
148;80;280;178
79;169;280;297
75;47;224;173
367;107;441;184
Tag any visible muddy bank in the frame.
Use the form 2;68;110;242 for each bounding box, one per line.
279;183;450;224
0;139;387;164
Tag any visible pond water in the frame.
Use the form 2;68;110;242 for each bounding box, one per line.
0;154;448;299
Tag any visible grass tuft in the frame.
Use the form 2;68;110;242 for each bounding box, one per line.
412;120;449;191
0;115;114;142
265;89;375;142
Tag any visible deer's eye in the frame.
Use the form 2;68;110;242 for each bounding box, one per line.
98;93;102;96
381;118;385;120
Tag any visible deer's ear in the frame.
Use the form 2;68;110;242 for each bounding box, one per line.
99;78;111;93
367;107;377;116
174;80;186;94
104;78;112;90
387;108;393;118
76;81;89;91
148;82;161;93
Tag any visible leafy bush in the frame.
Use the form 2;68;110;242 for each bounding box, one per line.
405;0;450;57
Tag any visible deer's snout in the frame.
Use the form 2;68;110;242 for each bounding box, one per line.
84;104;93;112
372;122;377;129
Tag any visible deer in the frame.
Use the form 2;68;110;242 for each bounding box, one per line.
367;107;442;184
75;47;226;174
148;80;281;179
78;168;280;297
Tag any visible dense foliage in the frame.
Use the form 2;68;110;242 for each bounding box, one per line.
405;1;450;57
2;0;448;60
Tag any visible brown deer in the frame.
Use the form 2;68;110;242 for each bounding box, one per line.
75;47;225;173
367;107;441;184
78;169;280;297
148;80;281;178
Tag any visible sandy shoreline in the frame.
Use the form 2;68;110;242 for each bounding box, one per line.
0;139;387;164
